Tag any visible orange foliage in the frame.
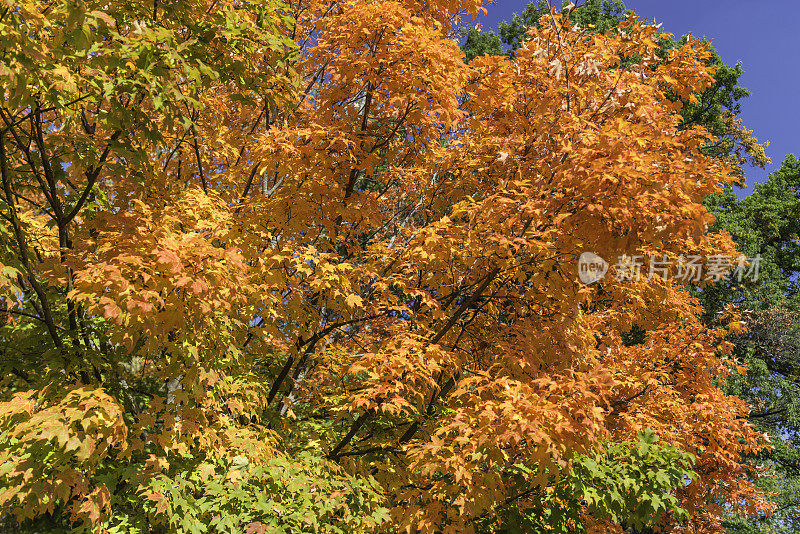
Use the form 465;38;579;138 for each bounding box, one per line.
0;0;771;532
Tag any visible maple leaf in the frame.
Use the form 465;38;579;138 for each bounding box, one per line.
345;294;364;308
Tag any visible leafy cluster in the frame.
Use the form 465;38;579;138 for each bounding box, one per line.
0;0;783;533
483;430;697;533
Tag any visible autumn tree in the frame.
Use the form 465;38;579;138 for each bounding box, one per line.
461;0;628;61
1;1;386;531
0;1;773;533
461;0;769;179
464;4;786;531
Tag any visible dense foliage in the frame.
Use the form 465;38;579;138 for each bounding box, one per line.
0;0;788;533
706;156;800;533
466;3;800;531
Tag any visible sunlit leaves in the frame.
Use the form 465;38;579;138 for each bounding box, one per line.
0;387;126;526
0;0;775;532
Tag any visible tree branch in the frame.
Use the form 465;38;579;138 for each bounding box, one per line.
0;132;64;351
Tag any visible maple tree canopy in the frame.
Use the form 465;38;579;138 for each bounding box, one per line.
0;0;773;532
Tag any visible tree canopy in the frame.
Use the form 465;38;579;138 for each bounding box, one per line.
0;1;783;533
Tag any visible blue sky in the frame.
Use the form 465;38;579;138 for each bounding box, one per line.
474;0;800;195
